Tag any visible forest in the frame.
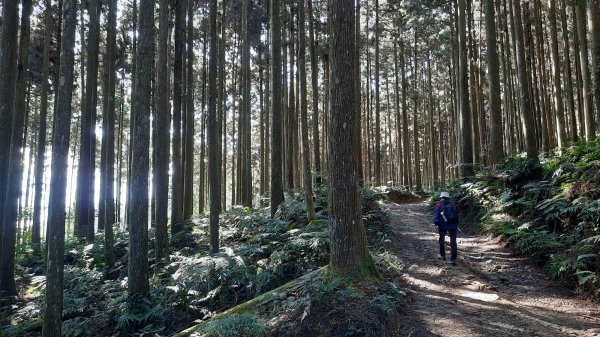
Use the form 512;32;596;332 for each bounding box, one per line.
0;0;599;336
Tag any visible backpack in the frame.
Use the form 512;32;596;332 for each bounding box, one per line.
441;202;458;223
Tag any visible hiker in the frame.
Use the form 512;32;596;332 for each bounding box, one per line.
433;191;459;266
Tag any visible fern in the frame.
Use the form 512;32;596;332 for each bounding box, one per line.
202;313;266;337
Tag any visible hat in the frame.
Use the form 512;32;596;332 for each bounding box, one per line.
440;191;450;199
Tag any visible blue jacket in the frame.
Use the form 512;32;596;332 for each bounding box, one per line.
434;200;459;230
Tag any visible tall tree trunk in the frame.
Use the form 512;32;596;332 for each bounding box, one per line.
299;0;316;220
155;0;171;265
485;0;504;163
241;0;252;207
400;39;412;186
328;0;374;279
76;0;101;242
32;1;53;246
413;32;422;190
286;3;296;191
1;0;33;298
588;0;600;131
0;0;21;275
101;0;117;267
42;0;77;334
573;5;586;140
270;0;284;217
208;0;221;253
548;0;568;148
183;0;195;218
427;54;438;183
128;0;154;305
560;1;578;142
457;0;475;176
393;41;404;186
171;0;185;231
577;0;596;139
513;0;539;159
467;0;481;164
199;30;208;212
308;0;322;186
374;0;382;186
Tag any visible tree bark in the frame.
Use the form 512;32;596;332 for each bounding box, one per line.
155;0;171;265
577;0;596;139
76;0;101;242
299;0;316;221
42;0;77;334
208;0;221;253
328;0;374;278
171;0;185;231
270;0;284;217
1;0;33;297
183;0;195;218
485;0;504;163
457;0;474;176
513;0;539;159
560;1;578;142
413;32;422;190
374;0;382;186
128;0;154;304
100;0;117;268
548;0;568;148
241;0;252;207
588;0;600;132
32;1;53;246
0;0;21;274
308;0;322;186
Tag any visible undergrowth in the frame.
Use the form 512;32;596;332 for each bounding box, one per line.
1;186;392;336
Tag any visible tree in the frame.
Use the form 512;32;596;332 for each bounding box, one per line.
155;0;170;265
328;0;374;278
588;0;600;132
183;0;195;218
42;0;77;334
76;0;101;242
208;0;221;253
1;0;33;298
548;0;568;148
171;0;185;232
485;0;504;162
0;0;21;294
100;0;117;267
299;0;316;220
576;0;596;140
241;0;252;207
308;0;322;185
457;0;474;176
513;0;538;159
32;0;53;245
128;0;154;304
270;0;284;217
374;0;382;186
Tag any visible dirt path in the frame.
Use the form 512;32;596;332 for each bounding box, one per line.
388;202;600;337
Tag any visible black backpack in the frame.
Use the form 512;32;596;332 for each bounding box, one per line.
441;202;458;223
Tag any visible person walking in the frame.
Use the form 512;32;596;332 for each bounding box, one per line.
433;191;459;266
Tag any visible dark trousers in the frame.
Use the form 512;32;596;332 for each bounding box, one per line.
439;228;458;261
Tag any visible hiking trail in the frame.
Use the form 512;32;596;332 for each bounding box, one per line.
388;202;600;337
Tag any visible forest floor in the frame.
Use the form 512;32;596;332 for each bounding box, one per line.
388;201;600;337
